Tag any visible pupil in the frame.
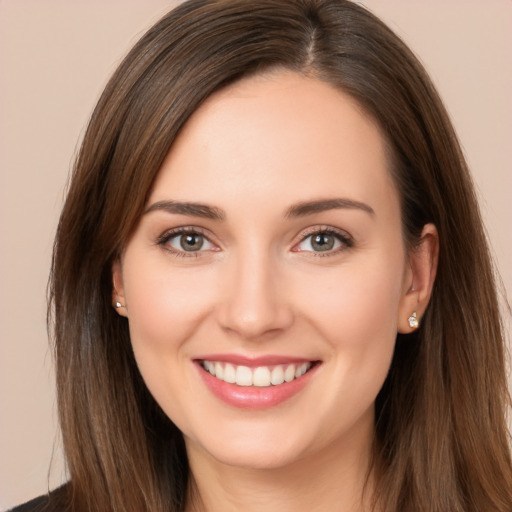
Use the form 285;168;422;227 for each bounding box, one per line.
312;233;334;251
181;233;203;251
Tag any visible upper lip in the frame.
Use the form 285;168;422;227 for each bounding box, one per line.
194;354;318;367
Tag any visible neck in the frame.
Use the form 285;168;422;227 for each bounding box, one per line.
185;432;378;512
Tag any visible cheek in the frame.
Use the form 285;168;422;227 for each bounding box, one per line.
121;258;222;426
122;256;218;365
295;251;405;390
302;256;403;335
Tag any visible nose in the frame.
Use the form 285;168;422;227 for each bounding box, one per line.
217;249;294;341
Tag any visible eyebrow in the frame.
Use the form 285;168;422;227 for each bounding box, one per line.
285;198;375;218
144;200;225;220
144;197;374;221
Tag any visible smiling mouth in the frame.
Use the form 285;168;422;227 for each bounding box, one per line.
199;360;316;387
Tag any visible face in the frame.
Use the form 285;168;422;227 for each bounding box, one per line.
113;70;424;471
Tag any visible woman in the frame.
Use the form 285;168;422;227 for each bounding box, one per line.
12;0;511;511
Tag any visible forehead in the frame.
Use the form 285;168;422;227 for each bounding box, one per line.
151;70;398;219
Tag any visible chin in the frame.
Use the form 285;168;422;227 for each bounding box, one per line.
204;441;305;471
185;421;315;471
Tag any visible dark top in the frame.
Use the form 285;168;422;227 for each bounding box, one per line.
9;485;68;512
9;494;50;512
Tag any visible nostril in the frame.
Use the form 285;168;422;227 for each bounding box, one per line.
216;258;294;338
217;297;294;340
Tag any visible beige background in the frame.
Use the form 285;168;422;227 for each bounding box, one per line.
0;0;510;508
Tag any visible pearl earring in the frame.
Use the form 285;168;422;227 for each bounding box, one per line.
408;311;419;329
114;301;123;308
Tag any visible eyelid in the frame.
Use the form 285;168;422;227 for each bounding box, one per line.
156;226;220;256
291;225;353;255
156;224;352;257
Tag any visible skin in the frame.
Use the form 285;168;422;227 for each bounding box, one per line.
113;70;438;512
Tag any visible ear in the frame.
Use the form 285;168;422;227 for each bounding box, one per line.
397;223;439;333
112;259;128;317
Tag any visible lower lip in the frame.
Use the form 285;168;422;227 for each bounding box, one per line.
195;362;319;410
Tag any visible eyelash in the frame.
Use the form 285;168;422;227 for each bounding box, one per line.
292;226;353;257
156;226;216;258
156;226;353;258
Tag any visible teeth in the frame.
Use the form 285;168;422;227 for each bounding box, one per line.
270;366;285;385
224;363;236;383
205;361;215;375
253;366;271;387
295;362;309;378
236;366;253;387
284;365;295;382
201;360;312;387
214;362;224;380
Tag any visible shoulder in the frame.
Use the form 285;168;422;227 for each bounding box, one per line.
9;494;49;512
8;484;70;512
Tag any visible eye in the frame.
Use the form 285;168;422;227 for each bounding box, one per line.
158;228;217;255
293;228;352;254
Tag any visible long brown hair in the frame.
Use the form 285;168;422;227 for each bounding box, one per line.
49;1;512;510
